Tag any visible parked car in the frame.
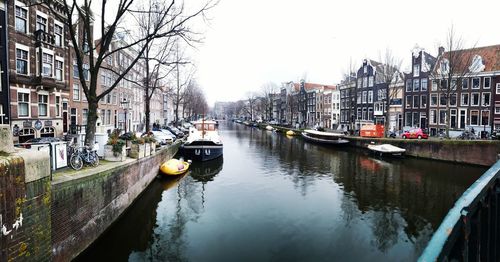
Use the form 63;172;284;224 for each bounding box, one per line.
402;128;428;139
16;137;61;149
269;120;278;125
166;126;184;138
160;129;177;139
151;131;174;145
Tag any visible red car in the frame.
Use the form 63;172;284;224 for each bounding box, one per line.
402;128;428;139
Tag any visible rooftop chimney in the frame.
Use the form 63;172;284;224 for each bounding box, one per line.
438;46;445;56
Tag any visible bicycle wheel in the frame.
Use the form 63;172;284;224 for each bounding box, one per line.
91;152;99;167
70;154;84;170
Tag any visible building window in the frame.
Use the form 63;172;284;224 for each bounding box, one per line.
106;110;111;125
482;110;490;126
461;93;469;106
413;64;420;77
36;15;47;32
439;110;446;125
495;107;500;114
357;79;362;88
42;53;53;77
73;61;79;78
484;77;491;89
440;79;448;90
439;94;447;106
431;80;438;91
15;6;28;33
363;77;368;88
73;83;80;101
54;24;63;46
430;110;437;124
82;109;88;125
55;60;63;80
450;94;457;106
413;95;419;109
462;79;469;89
421;95;427;108
405;95;411;108
450;109;457;128
362;91;367;103
406;79;412;92
368;76;374;87
18;92;30;117
38;94;48;117
421;79;428;91
482;93;491;106
368;91;373;103
83;64;89;81
471;93;480;106
412;79;419;92
16;49;28;75
405;112;412;126
430;94;438;106
470;110;479;125
472;78;480;89
56;96;61;117
413;112;419;127
496;83;500;94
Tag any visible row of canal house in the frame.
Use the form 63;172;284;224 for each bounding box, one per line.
5;0;166;143
336;45;500;137
406;45;500;137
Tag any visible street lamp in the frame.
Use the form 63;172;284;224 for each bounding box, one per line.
121;98;130;133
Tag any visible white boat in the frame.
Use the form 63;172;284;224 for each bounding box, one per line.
181;120;223;161
367;144;406;156
301;129;349;145
265;125;274;131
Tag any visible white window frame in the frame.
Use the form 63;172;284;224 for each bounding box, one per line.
421;79;428;91
471;92;480;106
496;83;500;94
430;94;438;107
413;64;420;77
481;110;490;126
55;56;64;81
368;90;373;103
15;43;30;75
472;77;480;89
482;92;491;107
38;93;49;117
14;2;29;34
73;83;80;101
421;95;427;108
495;106;500;114
462;78;469;90
17;89;30;118
439;109;447;125
484;77;491;89
35;11;48;32
461;93;469;106
430;109;437;124
54;20;64;47
470;110;480;126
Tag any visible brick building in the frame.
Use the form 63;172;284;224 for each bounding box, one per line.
9;0;71;142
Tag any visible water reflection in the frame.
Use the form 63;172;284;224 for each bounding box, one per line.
78;121;486;262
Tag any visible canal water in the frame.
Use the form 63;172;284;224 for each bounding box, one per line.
77;121;487;262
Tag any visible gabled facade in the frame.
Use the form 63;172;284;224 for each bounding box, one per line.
9;0;71;142
339;76;356;131
429;45;500;137
403;47;436;130
354;60;379;130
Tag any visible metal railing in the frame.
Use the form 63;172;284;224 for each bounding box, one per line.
419;160;500;262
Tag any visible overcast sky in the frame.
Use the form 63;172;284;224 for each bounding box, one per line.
190;0;500;106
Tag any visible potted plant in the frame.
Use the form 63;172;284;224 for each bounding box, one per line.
104;129;126;161
143;135;157;155
129;135;146;159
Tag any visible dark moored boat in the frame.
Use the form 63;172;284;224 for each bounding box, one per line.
301;129;349;145
181;120;223;161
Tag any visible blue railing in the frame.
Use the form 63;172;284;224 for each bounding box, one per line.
419;160;500;262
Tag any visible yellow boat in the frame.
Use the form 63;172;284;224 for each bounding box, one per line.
286;130;295;136
160;159;190;176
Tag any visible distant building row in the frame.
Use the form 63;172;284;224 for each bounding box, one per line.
217;44;500;137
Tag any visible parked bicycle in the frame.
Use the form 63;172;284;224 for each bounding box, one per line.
69;145;99;170
456;130;477;140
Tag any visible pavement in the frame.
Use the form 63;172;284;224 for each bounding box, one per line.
52;158;136;184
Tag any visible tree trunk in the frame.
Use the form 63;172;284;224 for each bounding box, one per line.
145;93;151;132
445;100;450;138
84;100;98;146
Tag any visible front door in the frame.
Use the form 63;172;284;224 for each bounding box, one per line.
62;102;68;133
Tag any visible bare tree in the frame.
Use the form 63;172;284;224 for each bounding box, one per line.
183;80;208;119
260;82;279;121
378;49;403;137
243;92;258;121
169;43;196;125
43;0;216;145
432;25;480;138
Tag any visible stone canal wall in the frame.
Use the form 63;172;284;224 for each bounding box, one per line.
0;149;52;261
0;137;179;262
348;137;500;166
51;142;180;261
